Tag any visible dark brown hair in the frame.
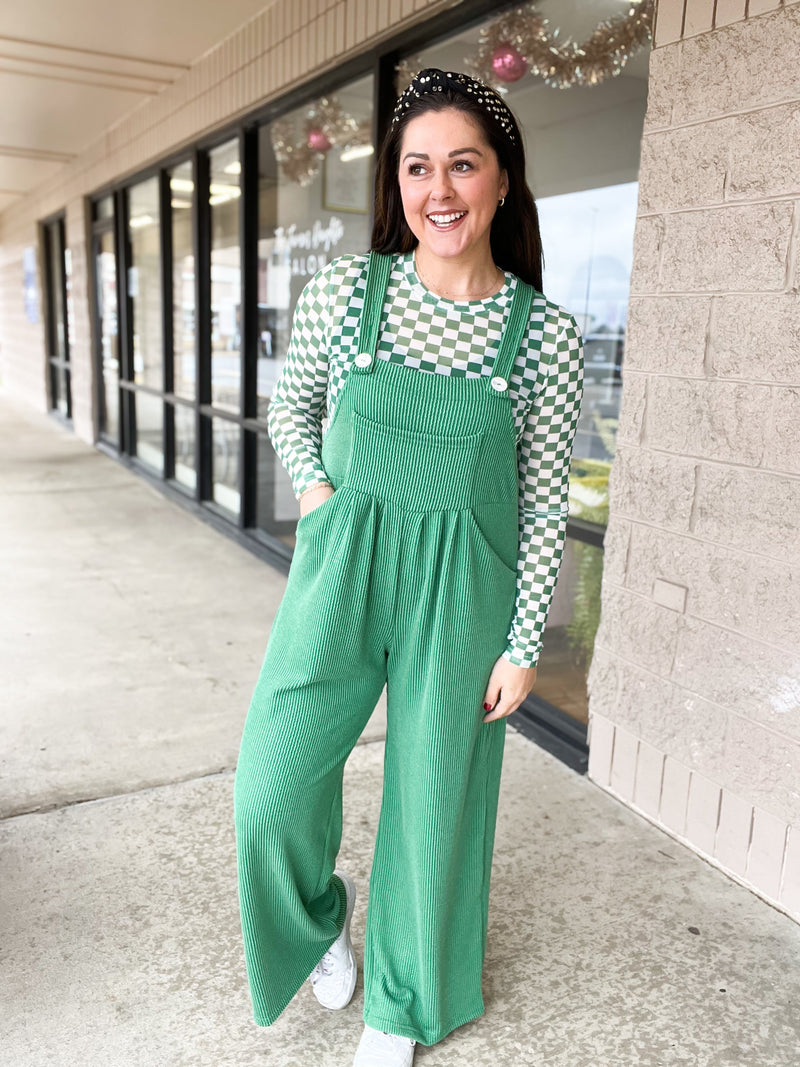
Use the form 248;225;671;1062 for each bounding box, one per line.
370;85;544;292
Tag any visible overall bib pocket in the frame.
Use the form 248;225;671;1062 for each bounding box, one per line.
349;408;482;512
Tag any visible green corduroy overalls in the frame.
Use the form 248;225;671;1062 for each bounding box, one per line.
234;250;535;1046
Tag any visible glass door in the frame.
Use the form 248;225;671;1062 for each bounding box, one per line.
93;197;120;444
127;176;164;473
94;233;120;446
43;216;71;420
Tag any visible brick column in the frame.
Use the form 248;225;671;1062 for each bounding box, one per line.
587;0;800;921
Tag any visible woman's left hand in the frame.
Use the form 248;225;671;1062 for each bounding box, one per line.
481;658;538;722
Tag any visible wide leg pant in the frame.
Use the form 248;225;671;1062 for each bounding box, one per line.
233;482;514;1045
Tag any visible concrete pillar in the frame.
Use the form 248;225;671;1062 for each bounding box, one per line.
588;0;800;922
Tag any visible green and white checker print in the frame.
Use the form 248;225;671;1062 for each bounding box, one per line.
267;252;584;669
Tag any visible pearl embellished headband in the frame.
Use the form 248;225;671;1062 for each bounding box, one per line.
391;68;517;145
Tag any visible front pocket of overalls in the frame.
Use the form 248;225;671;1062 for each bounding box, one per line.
349;409;483;512
296;487;340;534
464;509;518;582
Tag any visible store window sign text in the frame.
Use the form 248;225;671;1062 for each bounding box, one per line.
274;216;344;278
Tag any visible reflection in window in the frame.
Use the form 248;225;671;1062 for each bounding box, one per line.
255;432;297;547
399;2;649;726
256;76;374;423
135;390;164;473
97;230;119;442
210;140;242;412
399;5;647;535
95;195;114;220
171;160;196;400
538;183;637;532
174;403;196;491
48;230;65;361
212;416;240;516
254;73;374;540
534;536;603;726
128;177;163;391
65;246;74;356
44;221;70;417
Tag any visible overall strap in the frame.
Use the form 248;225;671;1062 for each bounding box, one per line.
353;250;394;374
488;278;535;390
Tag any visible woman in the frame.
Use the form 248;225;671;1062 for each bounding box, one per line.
234;68;584;1066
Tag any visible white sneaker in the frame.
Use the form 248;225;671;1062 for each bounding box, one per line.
308;868;357;1010
353;1024;417;1067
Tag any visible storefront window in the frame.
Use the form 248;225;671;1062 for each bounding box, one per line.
209;139;241;412
212;416;241;516
169;159;197;492
254;72;374;543
539;184;637;531
532;538;605;724
134;390;164;472
174;403;197;491
95;195;114;220
171;160;196;402
43;219;70;418
400;1;650;724
96;229;119;442
128;177;163;393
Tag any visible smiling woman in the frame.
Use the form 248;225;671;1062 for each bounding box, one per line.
396;111;508;300
372;69;544;296
235;66;584;1067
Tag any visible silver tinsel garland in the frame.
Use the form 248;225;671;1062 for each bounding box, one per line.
397;0;655;94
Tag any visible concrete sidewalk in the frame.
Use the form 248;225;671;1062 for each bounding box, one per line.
1;393;798;1067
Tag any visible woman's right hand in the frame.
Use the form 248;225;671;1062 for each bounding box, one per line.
299;482;335;517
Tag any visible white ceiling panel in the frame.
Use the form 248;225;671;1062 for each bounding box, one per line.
0;0;277;212
0;155;66;198
0;71;154;155
0;0;275;66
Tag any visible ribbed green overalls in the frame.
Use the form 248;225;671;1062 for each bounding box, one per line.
234;251;535;1046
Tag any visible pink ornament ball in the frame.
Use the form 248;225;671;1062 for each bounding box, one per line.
307;128;332;152
491;44;528;83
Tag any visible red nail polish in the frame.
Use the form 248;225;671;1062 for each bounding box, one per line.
483;703;492;711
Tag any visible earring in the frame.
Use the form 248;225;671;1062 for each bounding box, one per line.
498;196;505;207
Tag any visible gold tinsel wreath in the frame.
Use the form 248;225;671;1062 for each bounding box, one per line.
272;3;655;185
396;0;654;95
270;95;372;186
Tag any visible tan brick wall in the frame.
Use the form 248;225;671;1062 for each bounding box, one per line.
588;0;800;921
0;0;454;439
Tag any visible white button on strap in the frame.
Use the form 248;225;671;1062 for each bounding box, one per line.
490;375;508;392
354;352;373;368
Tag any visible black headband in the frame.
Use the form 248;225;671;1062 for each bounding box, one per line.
391;68;517;145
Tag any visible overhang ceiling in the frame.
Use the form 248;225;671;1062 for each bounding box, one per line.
0;0;276;214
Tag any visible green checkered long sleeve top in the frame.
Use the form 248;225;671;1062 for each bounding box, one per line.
267;251;584;669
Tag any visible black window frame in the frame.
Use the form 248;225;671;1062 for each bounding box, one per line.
89;194;123;446
40;211;72;422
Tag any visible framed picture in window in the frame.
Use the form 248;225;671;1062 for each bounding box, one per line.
323;148;372;214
